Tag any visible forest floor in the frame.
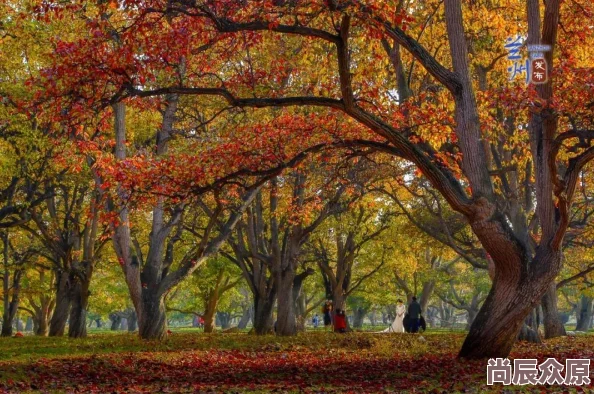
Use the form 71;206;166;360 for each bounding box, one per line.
0;330;592;393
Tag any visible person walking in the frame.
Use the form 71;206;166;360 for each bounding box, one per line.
407;296;422;333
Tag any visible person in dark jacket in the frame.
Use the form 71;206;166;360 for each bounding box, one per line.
407;296;422;333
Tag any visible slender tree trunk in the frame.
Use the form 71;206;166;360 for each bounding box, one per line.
369;311;377;326
49;271;71;337
294;292;307;332
275;269;296;336
203;301;217;333
353;307;367;328
1;275;19;337
575;296;593;332
541;283;565;338
128;311;137;332
137;293;167;340
36;308;50;336
465;309;477;331
237;305;252;329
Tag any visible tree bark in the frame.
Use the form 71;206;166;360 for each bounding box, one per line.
49;271;71;337
127;310;138;332
1;233;22;337
203;299;217;333
275;269;297;336
109;314;121;330
419;280;435;312
459;250;559;358
35;305;51;336
541;283;566;338
138;293;167;340
253;292;275;335
575;296;593;332
217;312;232;329
68;263;91;338
1;272;21;337
353;307;367;328
237;305;252;329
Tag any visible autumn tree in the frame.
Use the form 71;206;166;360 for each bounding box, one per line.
223;164;350;335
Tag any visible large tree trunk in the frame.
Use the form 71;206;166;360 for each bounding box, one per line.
275;269;296;336
253;293;275;334
137;293;167;340
575;296;593;332
332;288;345;314
49;271;71;337
68;266;91;338
458;252;558;358
541;283;566;338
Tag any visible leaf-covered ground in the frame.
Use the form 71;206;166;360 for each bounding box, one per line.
0;331;592;393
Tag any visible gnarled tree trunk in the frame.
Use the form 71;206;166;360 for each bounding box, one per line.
459;252;560;358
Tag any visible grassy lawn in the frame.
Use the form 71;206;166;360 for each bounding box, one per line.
0;330;592;393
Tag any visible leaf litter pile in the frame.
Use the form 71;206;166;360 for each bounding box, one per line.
0;331;592;393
